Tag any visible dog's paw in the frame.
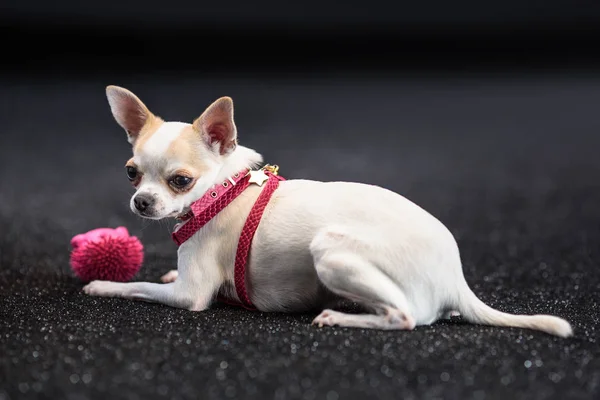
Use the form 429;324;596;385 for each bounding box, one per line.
311;309;337;328
443;310;461;320
83;280;121;297
160;270;179;283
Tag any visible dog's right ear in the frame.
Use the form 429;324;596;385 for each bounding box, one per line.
106;86;154;144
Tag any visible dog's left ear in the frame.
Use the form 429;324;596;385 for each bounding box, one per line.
193;97;237;155
106;85;155;145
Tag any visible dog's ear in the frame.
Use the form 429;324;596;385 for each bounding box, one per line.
106;86;154;144
192;97;237;155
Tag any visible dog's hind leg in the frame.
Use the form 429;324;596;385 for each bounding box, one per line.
310;228;416;330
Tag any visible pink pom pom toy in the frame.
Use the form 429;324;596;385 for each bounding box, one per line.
70;227;143;282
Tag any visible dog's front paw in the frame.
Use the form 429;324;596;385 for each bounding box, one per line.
160;270;179;283
83;280;121;297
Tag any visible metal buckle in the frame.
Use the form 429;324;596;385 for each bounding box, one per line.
261;164;279;175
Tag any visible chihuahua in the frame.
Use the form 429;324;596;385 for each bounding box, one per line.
83;85;573;337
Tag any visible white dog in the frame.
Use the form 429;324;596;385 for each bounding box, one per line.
83;85;573;337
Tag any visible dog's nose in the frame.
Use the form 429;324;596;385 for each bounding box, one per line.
133;194;154;212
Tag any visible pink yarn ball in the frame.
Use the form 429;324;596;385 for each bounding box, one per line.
70;227;143;282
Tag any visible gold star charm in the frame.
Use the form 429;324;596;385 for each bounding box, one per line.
247;169;269;187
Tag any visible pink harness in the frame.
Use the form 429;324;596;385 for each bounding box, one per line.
172;166;285;310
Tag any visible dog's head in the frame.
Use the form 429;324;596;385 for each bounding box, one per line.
105;85;240;220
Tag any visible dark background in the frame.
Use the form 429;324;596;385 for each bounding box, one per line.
1;1;600;400
3;0;600;76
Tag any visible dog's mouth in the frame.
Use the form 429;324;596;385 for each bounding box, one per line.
133;204;192;221
135;211;164;220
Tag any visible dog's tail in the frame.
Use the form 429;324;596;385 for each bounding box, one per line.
454;279;573;338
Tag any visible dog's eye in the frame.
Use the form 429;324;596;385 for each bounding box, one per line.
126;166;138;181
170;175;192;188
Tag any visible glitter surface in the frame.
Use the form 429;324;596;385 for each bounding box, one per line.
1;76;599;400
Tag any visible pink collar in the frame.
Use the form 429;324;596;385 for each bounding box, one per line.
171;166;285;310
172;169;249;246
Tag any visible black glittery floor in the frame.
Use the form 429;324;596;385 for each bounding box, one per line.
1;74;599;400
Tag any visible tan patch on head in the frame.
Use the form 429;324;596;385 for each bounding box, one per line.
132;115;165;153
166;125;211;174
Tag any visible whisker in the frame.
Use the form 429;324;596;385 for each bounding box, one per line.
138;217;154;231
